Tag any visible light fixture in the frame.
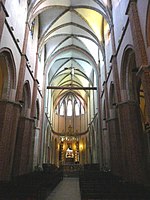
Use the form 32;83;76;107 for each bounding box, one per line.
79;144;83;151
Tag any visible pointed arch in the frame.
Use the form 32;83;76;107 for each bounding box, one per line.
0;48;16;100
21;81;31;117
120;46;139;101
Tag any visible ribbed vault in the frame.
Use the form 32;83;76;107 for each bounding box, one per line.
27;0;111;135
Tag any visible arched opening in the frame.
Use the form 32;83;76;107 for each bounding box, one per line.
0;49;16;100
0;48;18;181
119;47;147;182
13;82;33;176
121;47;139;101
21;81;31;117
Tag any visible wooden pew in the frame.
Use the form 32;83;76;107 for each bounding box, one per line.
0;164;63;200
79;164;150;200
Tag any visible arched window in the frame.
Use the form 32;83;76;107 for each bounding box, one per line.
81;104;85;114
60;101;65;116
55;93;85;117
21;81;31;117
0;48;16;100
67;99;72;116
121;47;138;101
75;102;80;116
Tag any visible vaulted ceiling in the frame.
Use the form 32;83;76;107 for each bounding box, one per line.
28;0;111;109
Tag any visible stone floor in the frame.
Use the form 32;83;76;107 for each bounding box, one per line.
46;177;81;200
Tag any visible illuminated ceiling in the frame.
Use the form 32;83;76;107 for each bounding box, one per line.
28;0;110;108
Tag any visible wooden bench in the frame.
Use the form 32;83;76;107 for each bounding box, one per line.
79;164;150;200
0;164;63;200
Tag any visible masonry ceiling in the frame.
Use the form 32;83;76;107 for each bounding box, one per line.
28;0;110;106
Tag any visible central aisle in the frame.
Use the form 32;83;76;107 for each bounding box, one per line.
46;177;81;200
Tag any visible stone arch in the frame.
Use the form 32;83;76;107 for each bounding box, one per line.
120;46;148;183
0;48;16;100
120;46;139;102
21;81;31;117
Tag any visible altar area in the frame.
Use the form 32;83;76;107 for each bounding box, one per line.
63;163;81;177
59;139;81;176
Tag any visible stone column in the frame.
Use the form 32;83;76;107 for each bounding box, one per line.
13;117;35;176
106;1;123;174
110;40;122;103
33;128;40;168
0;100;21;181
117;101;147;183
31;53;39;118
107;113;122;177
0;0;7;43
126;0;150;122
39;72;46;165
97;71;104;167
15;23;30;101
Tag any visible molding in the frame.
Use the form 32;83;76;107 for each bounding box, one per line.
106;117;118;122
117;100;138;107
0;99;22;107
0;1;9;17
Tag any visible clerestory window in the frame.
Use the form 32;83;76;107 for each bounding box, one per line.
55;93;85;117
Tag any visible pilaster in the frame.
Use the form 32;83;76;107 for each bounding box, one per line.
15;23;30;101
31;53;39;118
110;31;121;103
126;0;148;67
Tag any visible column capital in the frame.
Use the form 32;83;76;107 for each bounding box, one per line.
117;100;138;107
